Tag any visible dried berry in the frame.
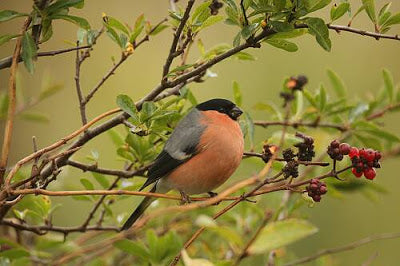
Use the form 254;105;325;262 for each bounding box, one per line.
282;148;296;162
306;179;327;202
295;132;315;161
339;143;351;155
283;161;299;178
209;0;223;15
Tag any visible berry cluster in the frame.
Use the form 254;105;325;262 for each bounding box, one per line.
294;132;315;161
209;0;223;15
327;140;350;161
283;160;299;178
350;147;381;180
261;144;277;163
306;179;327;202
286;75;308;91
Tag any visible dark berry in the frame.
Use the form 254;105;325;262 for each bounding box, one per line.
339;143;351;155
330;140;340;148
312;195;321;202
364;167;376;180
352;167;363;178
349;147;359;158
319;185;327;195
375;151;382;160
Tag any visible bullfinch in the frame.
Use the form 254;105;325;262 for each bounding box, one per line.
121;98;244;230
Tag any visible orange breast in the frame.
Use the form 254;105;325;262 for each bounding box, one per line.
162;111;244;195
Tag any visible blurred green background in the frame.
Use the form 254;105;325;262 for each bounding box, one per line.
1;0;400;265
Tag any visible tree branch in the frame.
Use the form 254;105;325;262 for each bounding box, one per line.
0;17;32;185
74;41;88;125
0;45;91;70
284;232;400;266
254;120;348;132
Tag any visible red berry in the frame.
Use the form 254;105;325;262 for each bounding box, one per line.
349;147;359;158
359;148;367;158
352;167;362;178
310;184;318;191
319;185;327;195
339;143;351;155
365;149;375;162
310;178;319;184
374;151;382;160
330;140;340;148
364;167;376;180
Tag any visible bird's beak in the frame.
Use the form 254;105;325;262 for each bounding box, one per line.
230;106;243;120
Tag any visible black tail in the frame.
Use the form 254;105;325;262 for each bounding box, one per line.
121;185;156;231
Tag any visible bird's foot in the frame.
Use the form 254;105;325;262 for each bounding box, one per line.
208;191;220;205
207;191;218;198
179;191;191;205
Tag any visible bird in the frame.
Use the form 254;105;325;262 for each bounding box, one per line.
121;98;244;231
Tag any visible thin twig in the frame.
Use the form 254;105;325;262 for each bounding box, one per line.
284;232;400;266
0;45;91;70
0;17;32;185
74;41;87;125
254;120;348;132
366;102;400;120
234;211;273;265
162;0;195;83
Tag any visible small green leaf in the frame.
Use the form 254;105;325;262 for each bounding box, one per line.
306;0;332;13
327;69;346;97
0;10;27;22
241;23;259;39
21;32;37;74
362;0;377;23
0;34;19;46
107;16;130;35
382;13;400;27
319;84;327;111
114;239;151;260
382;69;394;102
330;3;350;21
264;39;298;52
195;15;224;32
232;81;242;107
269;29;308;39
39;84;63;100
150;24;168;36
0;248;29;259
51;14;90;30
269;21;293;32
303;89;318;108
116;94;139;121
45;0;84;14
353;121;400;142
249;219;318;254
80;178;94;190
92;172;110;189
19;112;49;123
108;129;124;147
306;17;331;51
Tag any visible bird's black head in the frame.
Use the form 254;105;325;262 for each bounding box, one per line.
196;98;243;120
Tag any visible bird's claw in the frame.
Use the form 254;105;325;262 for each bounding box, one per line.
179;191;191;205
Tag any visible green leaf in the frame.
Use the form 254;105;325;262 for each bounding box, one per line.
306;17;331;51
241;23;259;39
303;89;318;108
191;1;212;23
0;10;27;23
330;3;350;21
269;21;293;32
264;39;298;52
232;81;242;107
269;29;308;39
21;32;37;74
107;16;130;35
382;69;394;102
0;34;19;46
108;129;124;147
353;121;400;142
195;15;224;32
39;84;63;100
116;94;139;122
45;0;84;14
327;69;346;97
41;19;53;43
306;0;332;13
129;25;144;44
150;24;168;36
114;239;151;260
379;3;392;18
80;178;94;190
0;249;29;259
92;172;110;189
382;12;400;27
273;0;287;11
234;51;256;60
319;84;327;111
249;219;318;254
19;112;49;123
362;0;377;23
51;14;90;30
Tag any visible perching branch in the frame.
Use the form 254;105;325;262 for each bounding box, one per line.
254;120;348;132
